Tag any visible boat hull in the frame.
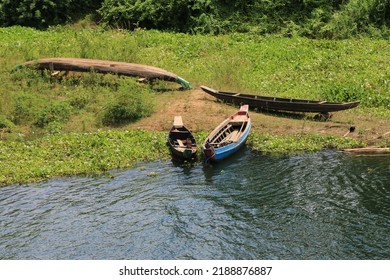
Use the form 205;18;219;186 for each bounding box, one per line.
167;117;197;160
169;145;196;160
201;86;360;113
23;58;191;89
342;147;390;156
203;105;251;163
204;122;251;162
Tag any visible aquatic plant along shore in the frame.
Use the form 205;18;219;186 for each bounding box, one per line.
0;129;369;186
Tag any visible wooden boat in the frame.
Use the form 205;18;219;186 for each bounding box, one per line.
200;86;360;113
167;116;197;160
22;58;191;89
342;147;390;156
203;105;251;163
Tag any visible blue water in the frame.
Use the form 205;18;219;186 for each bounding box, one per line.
0;149;389;260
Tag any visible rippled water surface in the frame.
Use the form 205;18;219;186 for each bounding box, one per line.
1;149;389;259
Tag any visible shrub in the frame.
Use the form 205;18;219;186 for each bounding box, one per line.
322;0;390;38
0;115;14;131
12;93;46;125
99;0;216;33
34;102;71;128
101;81;154;126
0;0;103;28
321;84;390;108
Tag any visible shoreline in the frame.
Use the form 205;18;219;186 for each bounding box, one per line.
126;88;389;145
1;88;388;187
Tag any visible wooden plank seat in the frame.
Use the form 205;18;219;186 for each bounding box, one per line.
176;138;194;148
176;139;185;147
219;130;240;146
210;124;232;144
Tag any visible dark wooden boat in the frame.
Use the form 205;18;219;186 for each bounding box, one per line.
167;116;197;160
201;86;360;113
23;58;191;89
203;105;251;163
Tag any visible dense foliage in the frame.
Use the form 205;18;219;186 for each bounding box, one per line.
98;0;390;38
0;0;102;28
1;0;390;38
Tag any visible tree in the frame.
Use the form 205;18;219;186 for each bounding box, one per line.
0;0;102;28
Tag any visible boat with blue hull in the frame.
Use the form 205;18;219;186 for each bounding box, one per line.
203;105;251;163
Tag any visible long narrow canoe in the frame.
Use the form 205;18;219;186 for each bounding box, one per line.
203;105;251;163
167;116;197;160
22;58;191;89
201;86;360;113
342;147;390;155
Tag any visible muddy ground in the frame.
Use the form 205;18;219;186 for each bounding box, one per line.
127;87;390;145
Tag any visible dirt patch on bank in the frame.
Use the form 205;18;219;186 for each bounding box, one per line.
127;87;390;144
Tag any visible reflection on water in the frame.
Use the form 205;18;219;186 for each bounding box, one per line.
0;150;389;260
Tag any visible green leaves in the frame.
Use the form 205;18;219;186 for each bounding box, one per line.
0;0;103;28
247;133;363;155
321;84;390;108
100;81;155;126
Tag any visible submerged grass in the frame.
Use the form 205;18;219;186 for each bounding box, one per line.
247;133;364;156
0;129;364;186
0;130;170;186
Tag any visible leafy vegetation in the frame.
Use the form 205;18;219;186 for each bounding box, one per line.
0;128;366;186
100;81;154;126
0;130;170;186
0;26;389;185
2;0;390;38
0;0;102;29
248;133;364;155
321;83;390;108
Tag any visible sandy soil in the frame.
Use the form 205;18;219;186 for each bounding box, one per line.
128;87;390;145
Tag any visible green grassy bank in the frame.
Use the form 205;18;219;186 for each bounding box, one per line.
0;26;389;185
1;26;390;106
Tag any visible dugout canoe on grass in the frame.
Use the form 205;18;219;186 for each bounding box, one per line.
342;147;390;156
200;86;360;114
22;58;191;89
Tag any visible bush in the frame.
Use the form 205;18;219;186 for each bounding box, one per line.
2;0;390;37
0;0;103;28
34;102;71;128
11;93;46;125
321;84;390;108
322;0;390;38
0;115;14;131
99;0;216;33
101;81;154;126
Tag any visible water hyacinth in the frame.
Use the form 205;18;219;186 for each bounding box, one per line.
0;130;171;186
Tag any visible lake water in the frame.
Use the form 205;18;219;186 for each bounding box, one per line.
1;149;389;260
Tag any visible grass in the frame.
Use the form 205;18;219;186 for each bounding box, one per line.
247;133;364;156
0;26;389;185
1;27;390;104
